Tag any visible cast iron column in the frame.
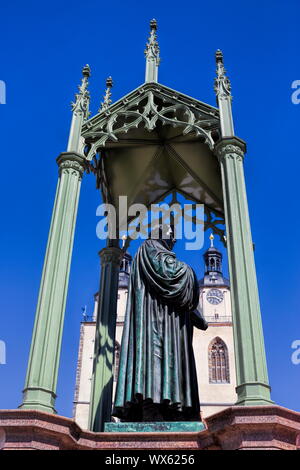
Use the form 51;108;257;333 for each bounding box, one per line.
215;137;272;405
20;66;90;413
20;153;85;412
214;50;272;405
89;244;123;431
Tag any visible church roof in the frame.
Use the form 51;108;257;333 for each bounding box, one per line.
199;274;230;288
200;233;230;288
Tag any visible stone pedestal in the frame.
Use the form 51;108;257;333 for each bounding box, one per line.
0;405;299;450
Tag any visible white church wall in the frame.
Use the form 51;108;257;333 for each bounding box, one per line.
73;322;95;429
193;324;237;418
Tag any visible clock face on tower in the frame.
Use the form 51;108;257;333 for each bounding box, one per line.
206;288;223;305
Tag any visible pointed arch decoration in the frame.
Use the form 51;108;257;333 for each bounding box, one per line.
208;337;230;384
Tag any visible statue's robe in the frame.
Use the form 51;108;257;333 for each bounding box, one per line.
113;238;206;422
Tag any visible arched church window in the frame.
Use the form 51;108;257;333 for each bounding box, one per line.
114;342;121;381
208;337;230;383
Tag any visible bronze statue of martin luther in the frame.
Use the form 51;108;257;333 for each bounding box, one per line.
113;225;208;422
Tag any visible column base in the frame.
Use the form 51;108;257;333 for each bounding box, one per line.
235;382;274;406
19;387;57;414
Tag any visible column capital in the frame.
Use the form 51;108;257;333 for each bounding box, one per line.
56;152;86;177
214;137;247;163
99;246;123;267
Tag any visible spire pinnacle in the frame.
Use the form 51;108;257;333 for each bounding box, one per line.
209;233;214;247
214;49;231;99
71;64;91;121
99;76;113;113
145;19;160;83
82;64;91;78
214;50;235;136
67;65;91;152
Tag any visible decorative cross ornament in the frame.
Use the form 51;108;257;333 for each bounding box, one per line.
145;19;160;82
214;50;232;100
71;64;91;121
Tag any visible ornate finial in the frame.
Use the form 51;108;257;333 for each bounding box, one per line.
71;64;91;120
82;64;91;78
215;49;223;64
214;49;231;100
209;233;214;247
99;76;113;113
145;19;160;82
150;18;157;30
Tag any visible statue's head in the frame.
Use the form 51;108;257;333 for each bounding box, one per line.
149;223;176;250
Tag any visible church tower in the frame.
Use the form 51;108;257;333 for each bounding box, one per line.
193;234;237;418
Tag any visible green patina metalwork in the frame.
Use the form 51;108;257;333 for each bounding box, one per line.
89;245;123;432
20;65;90;413
214;49;272;405
20;152;86;413
215;137;273;405
113;235;208;423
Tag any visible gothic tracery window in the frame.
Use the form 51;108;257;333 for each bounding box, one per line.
208;337;230;384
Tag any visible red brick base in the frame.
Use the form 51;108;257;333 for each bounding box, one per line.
0;405;299;450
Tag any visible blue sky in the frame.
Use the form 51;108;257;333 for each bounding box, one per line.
0;0;299;417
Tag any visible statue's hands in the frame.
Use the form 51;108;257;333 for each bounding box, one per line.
191;309;208;331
